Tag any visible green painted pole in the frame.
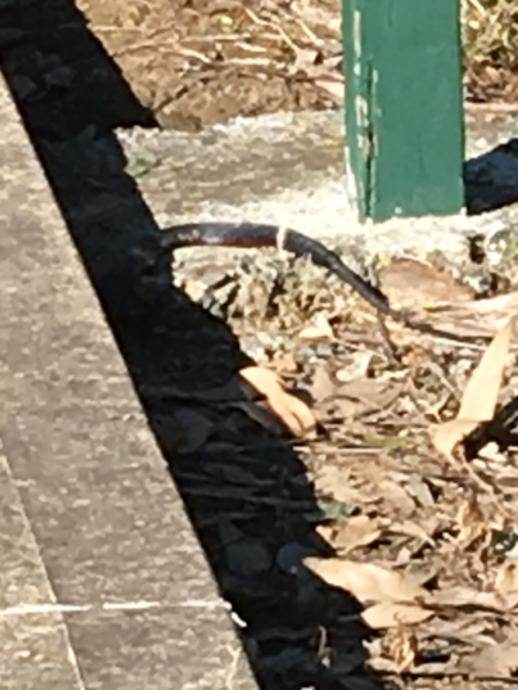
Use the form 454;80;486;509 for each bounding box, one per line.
342;0;465;221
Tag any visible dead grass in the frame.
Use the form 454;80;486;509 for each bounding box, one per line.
463;0;518;72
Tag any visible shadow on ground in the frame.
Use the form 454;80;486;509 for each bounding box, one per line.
0;2;380;688
465;137;518;214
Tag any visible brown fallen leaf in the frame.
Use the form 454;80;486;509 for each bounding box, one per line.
362;602;433;630
309;364;336;403
432;319;515;461
312;464;361;505
433;585;518;611
390;520;436;547
429;290;518;338
316;515;382;554
379;258;474;311
455;494;486;547
460;631;518;677
304;558;432;605
239;365;316;437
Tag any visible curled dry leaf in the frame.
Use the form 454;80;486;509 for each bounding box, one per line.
239;365;315;437
304;557;432;606
432;319;515;461
362;602;434;630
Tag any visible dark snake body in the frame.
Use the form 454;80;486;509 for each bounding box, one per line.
155;222;475;341
158;222;391;314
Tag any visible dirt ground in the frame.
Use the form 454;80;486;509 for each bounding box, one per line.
77;0;342;130
77;0;518;131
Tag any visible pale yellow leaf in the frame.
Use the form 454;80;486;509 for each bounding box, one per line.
304;557;431;605
362;602;433;630
432;418;479;461
316;515;381;554
433;586;518;611
458;319;514;421
432;319;514;461
298;313;334;340
239;366;315;437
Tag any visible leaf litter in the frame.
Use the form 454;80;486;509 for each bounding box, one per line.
160;240;518;686
228;263;518;685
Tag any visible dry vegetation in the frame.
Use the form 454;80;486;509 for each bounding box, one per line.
463;0;518;72
76;0;518;130
463;0;518;101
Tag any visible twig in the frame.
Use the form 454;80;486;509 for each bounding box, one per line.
242;6;299;53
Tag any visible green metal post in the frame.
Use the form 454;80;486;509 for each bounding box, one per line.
342;0;465;221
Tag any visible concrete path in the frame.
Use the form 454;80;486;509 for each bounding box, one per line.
0;72;256;690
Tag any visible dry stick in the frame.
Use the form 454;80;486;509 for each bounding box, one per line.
242;6;300;53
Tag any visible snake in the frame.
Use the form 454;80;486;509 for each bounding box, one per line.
144;221;477;342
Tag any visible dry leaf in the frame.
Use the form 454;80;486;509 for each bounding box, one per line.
377;480;416;518
312;465;361;505
432;319;514;460
424;291;518;338
433;586;518;611
458;319;514;421
304;558;431;605
379;259;474;311
335;351;372;382
335;378;403;411
362;602;433;630
460;632;518;677
466;291;518;317
239;366;315;437
314;78;344;101
381;626;419;672
298;312;334;340
316;515;382;554
455;494;486;547
310;365;336;403
432;418;480;461
390;520;436;547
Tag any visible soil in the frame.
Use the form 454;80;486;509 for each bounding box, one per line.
77;0;343;130
76;0;518;131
